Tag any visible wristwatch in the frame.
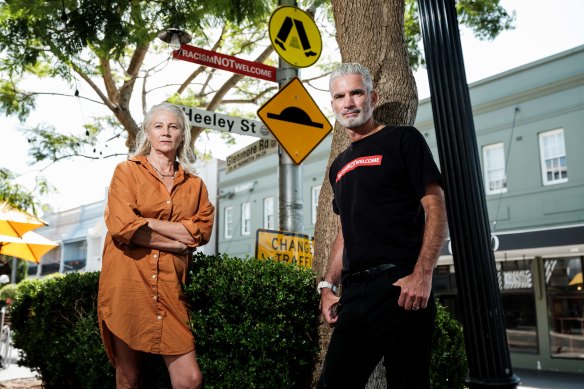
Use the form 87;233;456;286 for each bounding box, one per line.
317;280;338;295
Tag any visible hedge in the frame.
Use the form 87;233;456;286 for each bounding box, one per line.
10;253;319;388
10;252;467;388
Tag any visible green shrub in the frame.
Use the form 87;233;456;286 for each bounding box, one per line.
10;272;116;389
431;303;468;389
0;283;18;302
185;252;320;389
10;254;467;389
10;253;320;389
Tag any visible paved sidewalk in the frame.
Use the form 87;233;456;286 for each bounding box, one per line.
0;348;38;383
515;368;584;389
1;348;583;388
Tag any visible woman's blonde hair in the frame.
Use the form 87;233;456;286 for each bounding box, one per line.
132;102;197;174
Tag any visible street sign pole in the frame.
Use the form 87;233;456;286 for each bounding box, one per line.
277;0;303;233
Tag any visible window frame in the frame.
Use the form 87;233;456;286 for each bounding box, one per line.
482;142;508;195
263;197;274;230
311;185;322;225
224;206;233;239
539;128;568;186
241;202;251;236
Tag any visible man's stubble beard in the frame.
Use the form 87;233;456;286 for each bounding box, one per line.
335;99;373;129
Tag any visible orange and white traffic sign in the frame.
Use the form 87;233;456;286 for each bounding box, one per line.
257;78;332;165
255;229;313;268
268;6;322;68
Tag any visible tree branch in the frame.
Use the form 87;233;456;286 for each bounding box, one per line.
205;44;274;112
119;42;150;109
40;152;128;172
99;56;119;107
27;91;105;106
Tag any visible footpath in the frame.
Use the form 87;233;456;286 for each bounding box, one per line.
0;348;41;388
1;348;583;388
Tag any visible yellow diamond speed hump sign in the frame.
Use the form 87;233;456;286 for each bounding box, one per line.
257;78;332;165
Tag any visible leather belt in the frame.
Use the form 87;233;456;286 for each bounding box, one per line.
345;263;397;284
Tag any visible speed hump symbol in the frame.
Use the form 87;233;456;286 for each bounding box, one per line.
257;77;332;165
269;6;322;68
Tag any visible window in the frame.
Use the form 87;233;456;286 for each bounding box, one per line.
483;143;507;194
40;246;61;276
498;260;538;354
63;240;87;272
544;257;584;359
539;129;567;185
241;202;251;235
224;206;233;239
311;185;321;224
264;197;274;229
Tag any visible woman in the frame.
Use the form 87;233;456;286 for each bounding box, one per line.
98;102;215;389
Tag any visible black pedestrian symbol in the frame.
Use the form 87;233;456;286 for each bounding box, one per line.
267;107;323;128
275;17;317;58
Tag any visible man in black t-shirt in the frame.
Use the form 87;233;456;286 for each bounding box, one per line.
317;63;447;389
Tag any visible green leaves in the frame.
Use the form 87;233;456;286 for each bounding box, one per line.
10;254;320;389
456;0;516;40
404;0;515;69
0;78;35;120
430;303;469;389
9;255;469;388
22;123;99;163
184;253;320;389
0;167;53;215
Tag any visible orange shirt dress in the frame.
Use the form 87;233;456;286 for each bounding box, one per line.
97;156;215;365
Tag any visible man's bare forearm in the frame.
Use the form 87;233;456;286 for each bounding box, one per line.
414;183;447;278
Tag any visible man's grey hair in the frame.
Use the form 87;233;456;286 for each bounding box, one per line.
329;63;373;94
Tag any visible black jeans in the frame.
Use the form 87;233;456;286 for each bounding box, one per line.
318;266;436;389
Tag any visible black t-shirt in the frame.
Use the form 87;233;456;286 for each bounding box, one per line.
329;126;442;278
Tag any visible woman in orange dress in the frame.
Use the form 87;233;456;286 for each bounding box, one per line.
98;102;214;389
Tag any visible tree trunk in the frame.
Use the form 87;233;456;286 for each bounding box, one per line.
311;1;417;387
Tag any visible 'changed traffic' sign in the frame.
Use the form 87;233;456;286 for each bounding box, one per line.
255;229;313;268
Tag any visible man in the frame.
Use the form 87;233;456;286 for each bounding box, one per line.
317;63;447;389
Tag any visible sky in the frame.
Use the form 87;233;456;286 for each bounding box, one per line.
1;0;583;215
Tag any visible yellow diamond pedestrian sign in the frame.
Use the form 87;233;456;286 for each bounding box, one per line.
257;77;332;165
269;6;322;68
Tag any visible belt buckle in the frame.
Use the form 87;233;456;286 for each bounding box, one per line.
352;268;372;281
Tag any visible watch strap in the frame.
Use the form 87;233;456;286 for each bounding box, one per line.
317;280;338;295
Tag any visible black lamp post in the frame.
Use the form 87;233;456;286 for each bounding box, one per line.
416;0;520;387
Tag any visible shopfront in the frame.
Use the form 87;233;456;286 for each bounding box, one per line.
434;225;584;373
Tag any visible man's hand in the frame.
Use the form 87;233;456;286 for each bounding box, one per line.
320;288;341;325
393;271;432;311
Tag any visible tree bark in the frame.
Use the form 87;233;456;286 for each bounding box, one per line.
311;1;417;387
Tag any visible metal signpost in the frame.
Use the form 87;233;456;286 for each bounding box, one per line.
173;0;325;236
265;0;324;233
